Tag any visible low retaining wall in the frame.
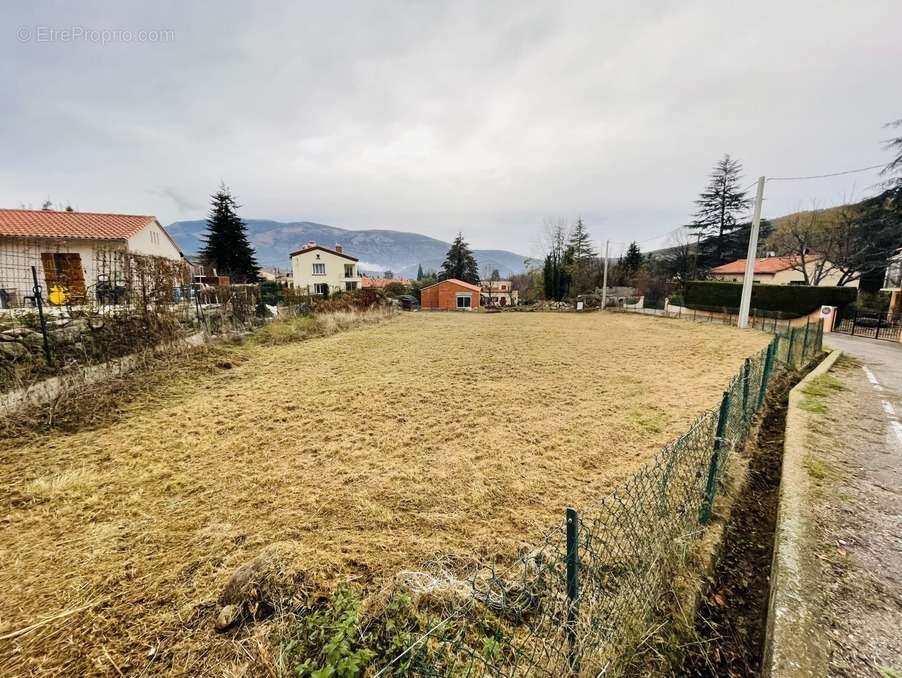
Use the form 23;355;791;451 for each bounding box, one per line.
762;348;843;677
0;331;207;416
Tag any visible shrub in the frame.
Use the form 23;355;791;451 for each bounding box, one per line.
684;281;856;316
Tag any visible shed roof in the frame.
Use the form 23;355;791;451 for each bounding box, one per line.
419;278;481;292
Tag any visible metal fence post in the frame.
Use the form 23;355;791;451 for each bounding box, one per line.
30;265;52;367
701;390;731;525
787;327;796;368
802;319;810;360
566;507;580;673
741;357;751;423
758;342;774;409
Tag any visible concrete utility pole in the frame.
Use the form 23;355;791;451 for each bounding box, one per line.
601;239;610;310
738;176;766;329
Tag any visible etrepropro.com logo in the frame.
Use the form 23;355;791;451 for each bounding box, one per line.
16;25;175;45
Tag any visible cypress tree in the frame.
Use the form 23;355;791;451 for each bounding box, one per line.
438;233;480;284
416;264;424;281
199;183;260;283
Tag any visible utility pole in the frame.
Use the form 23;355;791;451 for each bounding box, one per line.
738;176;765;329
601;239;610;310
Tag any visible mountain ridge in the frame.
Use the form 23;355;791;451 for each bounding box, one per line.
165;219;532;278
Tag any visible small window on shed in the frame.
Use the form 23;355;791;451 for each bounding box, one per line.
456;293;471;308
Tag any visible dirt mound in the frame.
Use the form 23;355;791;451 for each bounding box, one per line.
215;542;319;631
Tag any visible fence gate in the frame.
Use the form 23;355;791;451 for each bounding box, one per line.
833;308;902;342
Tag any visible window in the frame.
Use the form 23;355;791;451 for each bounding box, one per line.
344;264;355;278
345;281;358;291
456;293;471;308
313;283;329;295
312;263;326;275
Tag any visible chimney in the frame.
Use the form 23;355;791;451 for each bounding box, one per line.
335;243;343;254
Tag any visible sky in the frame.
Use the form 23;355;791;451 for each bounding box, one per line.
2;1;901;258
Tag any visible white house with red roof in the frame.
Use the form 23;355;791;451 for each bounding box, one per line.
709;254;858;287
0;208;182;308
289;241;361;295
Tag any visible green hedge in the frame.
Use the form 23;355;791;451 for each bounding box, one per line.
684;281;857;316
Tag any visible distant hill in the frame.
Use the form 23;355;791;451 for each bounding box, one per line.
165;219;532;278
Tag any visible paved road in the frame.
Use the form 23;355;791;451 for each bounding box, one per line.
817;332;902;675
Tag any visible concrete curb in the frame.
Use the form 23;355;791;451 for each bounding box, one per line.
763;348;843;677
0;331;207;416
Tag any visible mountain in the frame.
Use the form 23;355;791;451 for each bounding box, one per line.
165;219;533;279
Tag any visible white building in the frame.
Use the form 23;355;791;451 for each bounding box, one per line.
289;242;360;295
0;208;183;308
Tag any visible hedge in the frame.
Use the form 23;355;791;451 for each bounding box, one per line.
684;281;857;316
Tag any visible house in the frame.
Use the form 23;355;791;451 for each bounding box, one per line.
419;278;481;310
710;255;858;287
361;275;412;290
480;279;518;307
0;208;183;308
289;241;360;295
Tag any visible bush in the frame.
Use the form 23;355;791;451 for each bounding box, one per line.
684;281;856;316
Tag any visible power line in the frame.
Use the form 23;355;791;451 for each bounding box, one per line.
767;163;884;182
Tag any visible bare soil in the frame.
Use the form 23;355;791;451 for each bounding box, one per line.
0;312;769;676
679;372;795;677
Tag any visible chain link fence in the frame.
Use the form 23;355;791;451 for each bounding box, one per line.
374;320;824;676
0;242;261;392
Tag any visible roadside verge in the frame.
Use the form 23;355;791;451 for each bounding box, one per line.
763;348;843;677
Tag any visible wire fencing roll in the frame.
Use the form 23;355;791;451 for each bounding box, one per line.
376;320;824;677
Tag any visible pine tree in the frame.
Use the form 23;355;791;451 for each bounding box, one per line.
490;268;500;281
438;233;480;284
623;241;642;279
690;155;751;266
568;218;595;261
416;264;424;281
566;218;595;295
199;183;260;283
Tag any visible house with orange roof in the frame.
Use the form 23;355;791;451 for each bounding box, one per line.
710;254;858;287
419;278;481;310
0;208;183;308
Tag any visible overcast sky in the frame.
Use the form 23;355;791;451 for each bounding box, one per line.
3;1;900;257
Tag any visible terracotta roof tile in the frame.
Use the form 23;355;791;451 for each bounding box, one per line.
0;208;156;240
420;278;481;292
711;256;815;275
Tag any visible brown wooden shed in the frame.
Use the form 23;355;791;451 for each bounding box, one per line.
419;278;481;310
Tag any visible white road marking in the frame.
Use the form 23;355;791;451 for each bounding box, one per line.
863;366;880;385
882;400;897;417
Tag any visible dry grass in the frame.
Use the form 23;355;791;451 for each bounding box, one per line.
0;311;769;675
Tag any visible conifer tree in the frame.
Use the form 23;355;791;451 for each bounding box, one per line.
690;154;751;266
438;233;480;284
199;183;260;283
623;241;642;280
416;264;424;281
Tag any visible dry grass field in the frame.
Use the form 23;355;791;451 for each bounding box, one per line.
0;312;769;675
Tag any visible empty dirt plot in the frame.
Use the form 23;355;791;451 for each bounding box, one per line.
0;312;769;675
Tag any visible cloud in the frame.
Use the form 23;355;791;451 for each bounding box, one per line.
1;0;901;253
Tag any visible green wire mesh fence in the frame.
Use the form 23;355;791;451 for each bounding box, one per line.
376;320;823;677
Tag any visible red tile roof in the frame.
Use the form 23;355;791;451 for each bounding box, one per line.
419;278;481;292
361;276;411;289
711;255;815;275
0;208;157;240
288;243;359;261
